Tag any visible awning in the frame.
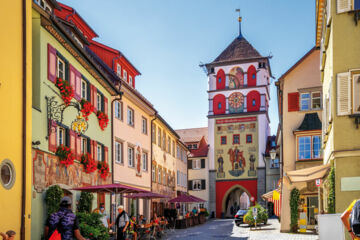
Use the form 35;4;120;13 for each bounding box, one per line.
71;183;147;194
262;188;281;217
168;194;206;203
262;188;281;201
286;164;330;183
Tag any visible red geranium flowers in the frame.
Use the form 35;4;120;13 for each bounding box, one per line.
56;78;74;106
56;145;75;167
97;161;109;180
96;111;109;131
80;153;97;173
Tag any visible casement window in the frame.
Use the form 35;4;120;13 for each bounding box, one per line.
192;180;202;190
97;144;103;162
127;107;134;126
311;92;321;109
142;117;147;134
177;145;180;159
233;134;240;144
158;167;162;183
129;76;133;86
142;152;148;171
57;127;66;146
221;136;227;145
246;134;252;143
177;170;180;186
81;137;88;154
300;93;311;111
57;57;65;79
187;145;192;149
151;123;156;143
158;128;161;147
298;135;322;160
270;158;280;168
192;159;200;169
123;70;127;81
167;137;171;153
96;93;102;111
172;141;175;157
115;141;123;164
337;71;360;115
128;147;134;167
115;101;123;120
116;64;121;77
152;165;156;182
162;131;166;151
81;79;88;100
163;170;166;185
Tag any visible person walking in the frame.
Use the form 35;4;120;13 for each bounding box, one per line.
115;205;129;240
99;203;110;229
44;196;87;240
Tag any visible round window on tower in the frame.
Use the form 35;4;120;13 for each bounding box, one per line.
0;159;15;190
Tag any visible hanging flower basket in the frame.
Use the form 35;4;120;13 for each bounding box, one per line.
97;161;109;180
80;153;97;173
80;99;94;121
56;145;75;167
96;111;109;131
55;78;74;106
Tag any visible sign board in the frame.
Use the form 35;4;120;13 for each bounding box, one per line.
252;207;258;217
250;196;255;202
315;179;321;187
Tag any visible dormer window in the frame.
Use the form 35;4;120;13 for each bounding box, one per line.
35;0;52;13
117;64;121;77
123;70;127;82
129;76;133;86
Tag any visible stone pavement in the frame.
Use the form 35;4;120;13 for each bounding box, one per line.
164;218;319;240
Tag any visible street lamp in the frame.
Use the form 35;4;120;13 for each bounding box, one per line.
269;149;277;160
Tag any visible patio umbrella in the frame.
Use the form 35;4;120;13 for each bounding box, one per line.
168;194;199;203
72;183;147;194
187;195;206;203
124;192;170;199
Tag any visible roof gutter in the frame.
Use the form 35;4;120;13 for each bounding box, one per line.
21;0;27;238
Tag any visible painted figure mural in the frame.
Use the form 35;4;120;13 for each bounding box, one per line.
136;145;142;176
228;92;244;113
248;154;257;176
217;156;225;178
228;147;246;177
229;66;244;88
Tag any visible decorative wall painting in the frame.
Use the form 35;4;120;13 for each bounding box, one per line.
229;92;244;113
217;156;225;178
229;67;244;89
228;147;246;177
248;154;257;176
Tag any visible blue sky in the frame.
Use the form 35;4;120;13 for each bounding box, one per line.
61;0;315;134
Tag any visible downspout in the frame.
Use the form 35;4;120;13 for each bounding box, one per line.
150;115;157;218
21;0;27;238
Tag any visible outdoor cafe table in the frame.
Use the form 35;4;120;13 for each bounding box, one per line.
137;223;153;239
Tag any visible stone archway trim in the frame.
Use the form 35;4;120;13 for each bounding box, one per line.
221;184;252;213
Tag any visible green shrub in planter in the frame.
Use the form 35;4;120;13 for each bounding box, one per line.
77;192;94;213
77;212;109;240
244;204;268;226
45;185;64;216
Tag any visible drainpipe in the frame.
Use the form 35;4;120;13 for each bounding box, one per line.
21;0;27;238
150;115;157;218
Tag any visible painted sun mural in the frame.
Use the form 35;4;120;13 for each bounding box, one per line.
228;92;244;113
229;66;244;89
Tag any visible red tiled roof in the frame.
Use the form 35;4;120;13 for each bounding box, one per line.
189;136;209;158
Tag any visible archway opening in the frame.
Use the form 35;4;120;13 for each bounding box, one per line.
224;188;250;218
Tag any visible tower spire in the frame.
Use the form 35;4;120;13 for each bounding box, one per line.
236;9;242;39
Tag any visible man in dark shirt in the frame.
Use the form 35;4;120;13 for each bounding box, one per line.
44;196;87;240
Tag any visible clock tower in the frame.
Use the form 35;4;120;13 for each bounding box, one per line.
204;15;272;217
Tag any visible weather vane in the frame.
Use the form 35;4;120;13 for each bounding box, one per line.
236;9;242;38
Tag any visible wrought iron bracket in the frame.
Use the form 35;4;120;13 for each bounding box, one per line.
349;114;360;129
45;96;81;139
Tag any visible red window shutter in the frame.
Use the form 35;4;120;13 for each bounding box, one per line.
247;90;260;112
47;44;57;83
213;94;226;115
216;69;226;90
75;69;82;101
76;135;81;160
104;146;108;163
49;120;57;152
288;92;299;112
104;97;108;115
69;64;76;96
93;141;98;162
69;130;76;154
93;86;98;112
247;65;257;87
90;140;95;160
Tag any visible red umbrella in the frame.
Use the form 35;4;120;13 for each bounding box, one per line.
72;183;147;194
124;192;169;199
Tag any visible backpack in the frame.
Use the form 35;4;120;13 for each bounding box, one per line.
351;200;360;236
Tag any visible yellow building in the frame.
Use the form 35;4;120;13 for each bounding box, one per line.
276;48;325;232
151;115;186;216
0;0;32;238
316;0;360;214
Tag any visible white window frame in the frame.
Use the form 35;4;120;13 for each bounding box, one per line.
193;179;202;191
177;170;180;186
300;93;311;111
128;147;134;167
115;101;122;120
158;167;162;183
123;70;127;81
81;79;87;100
142;117;147;135
152;165;156;182
192;159;200;170
115;141;123;164
157;128;161;147
127;107;134;126
57;57;65;79
117;64;121;77
129;76;133;86
142;152;148;171
97;93;102;111
311;91;321;110
177;145;180;159
57;127;65;146
97;144;103;161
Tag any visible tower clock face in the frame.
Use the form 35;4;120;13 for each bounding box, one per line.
229;92;244;109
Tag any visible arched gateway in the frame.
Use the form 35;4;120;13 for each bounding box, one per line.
223;186;251;217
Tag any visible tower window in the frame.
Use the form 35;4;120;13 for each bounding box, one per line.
252;74;256;79
218;103;222;109
218;78;222;83
252;99;256;106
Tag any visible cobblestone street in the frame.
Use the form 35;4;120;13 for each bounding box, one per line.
165;218;319;240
